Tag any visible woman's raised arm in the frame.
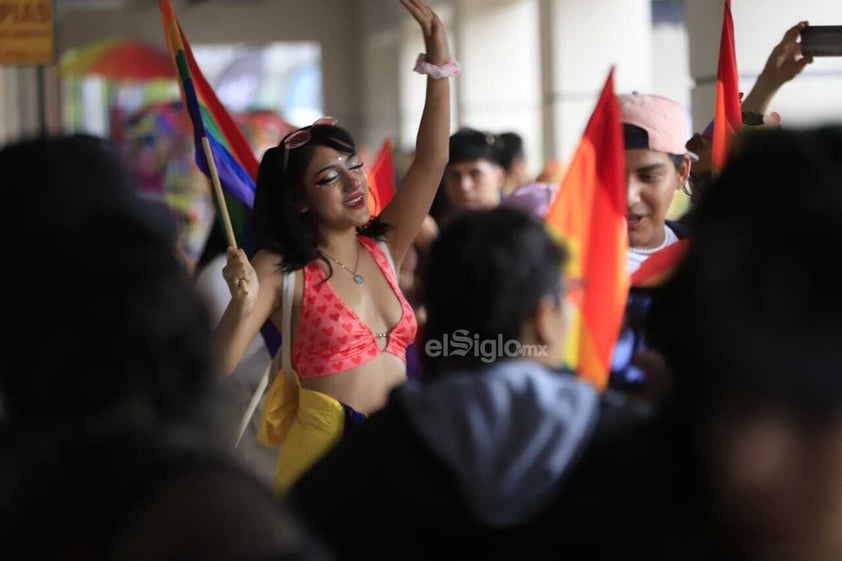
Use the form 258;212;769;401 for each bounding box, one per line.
379;0;454;269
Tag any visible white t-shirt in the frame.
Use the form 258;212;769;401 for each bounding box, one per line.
626;225;679;276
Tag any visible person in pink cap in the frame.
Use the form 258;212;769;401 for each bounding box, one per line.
613;21;814;400
609;92;695;398
618;91;695;276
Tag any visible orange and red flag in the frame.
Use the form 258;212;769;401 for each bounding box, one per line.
712;0;742;172
544;67;628;390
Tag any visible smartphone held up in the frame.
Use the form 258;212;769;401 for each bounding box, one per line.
800;25;842;57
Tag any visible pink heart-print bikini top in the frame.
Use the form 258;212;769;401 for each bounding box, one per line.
291;236;417;378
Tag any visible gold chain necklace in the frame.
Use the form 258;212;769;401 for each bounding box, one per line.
321;242;364;284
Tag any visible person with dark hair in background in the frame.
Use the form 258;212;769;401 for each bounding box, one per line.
286;206;692;560
0;134;329;561
215;0;456;492
420;126;507;341
430;127;505;228
497;131;529;196
649;125;842;561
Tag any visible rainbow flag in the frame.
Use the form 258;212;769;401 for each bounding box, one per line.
712;0;742;172
159;0;258;210
159;0;279;357
544;68;628;391
366;138;396;216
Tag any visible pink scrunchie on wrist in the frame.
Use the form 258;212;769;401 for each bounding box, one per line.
413;53;461;79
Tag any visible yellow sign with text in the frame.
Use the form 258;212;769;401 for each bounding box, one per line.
0;1;54;65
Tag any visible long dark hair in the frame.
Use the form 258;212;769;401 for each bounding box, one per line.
253;124;389;273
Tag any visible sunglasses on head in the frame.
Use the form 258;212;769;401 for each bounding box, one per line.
282;116;338;170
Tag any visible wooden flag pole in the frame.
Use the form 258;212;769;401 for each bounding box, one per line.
201;136;237;248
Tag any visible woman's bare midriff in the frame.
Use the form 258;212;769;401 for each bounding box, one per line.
299;351;407;415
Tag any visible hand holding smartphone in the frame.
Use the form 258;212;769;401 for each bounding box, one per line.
800;25;842;57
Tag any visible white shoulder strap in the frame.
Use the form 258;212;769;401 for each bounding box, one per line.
377;240;397;278
234;269;295;449
281;269;295;372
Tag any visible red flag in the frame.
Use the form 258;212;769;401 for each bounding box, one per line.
712;0;742;172
630;238;690;288
366;138;395;216
544;67;628;391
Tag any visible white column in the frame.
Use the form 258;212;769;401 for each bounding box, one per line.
453;0;544;176
548;0;653;161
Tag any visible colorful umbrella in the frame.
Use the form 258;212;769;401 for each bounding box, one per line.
59;38;175;81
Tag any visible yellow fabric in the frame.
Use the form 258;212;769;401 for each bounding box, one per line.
258;368;346;493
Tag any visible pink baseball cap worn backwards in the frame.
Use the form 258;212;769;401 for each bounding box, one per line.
618;92;697;160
